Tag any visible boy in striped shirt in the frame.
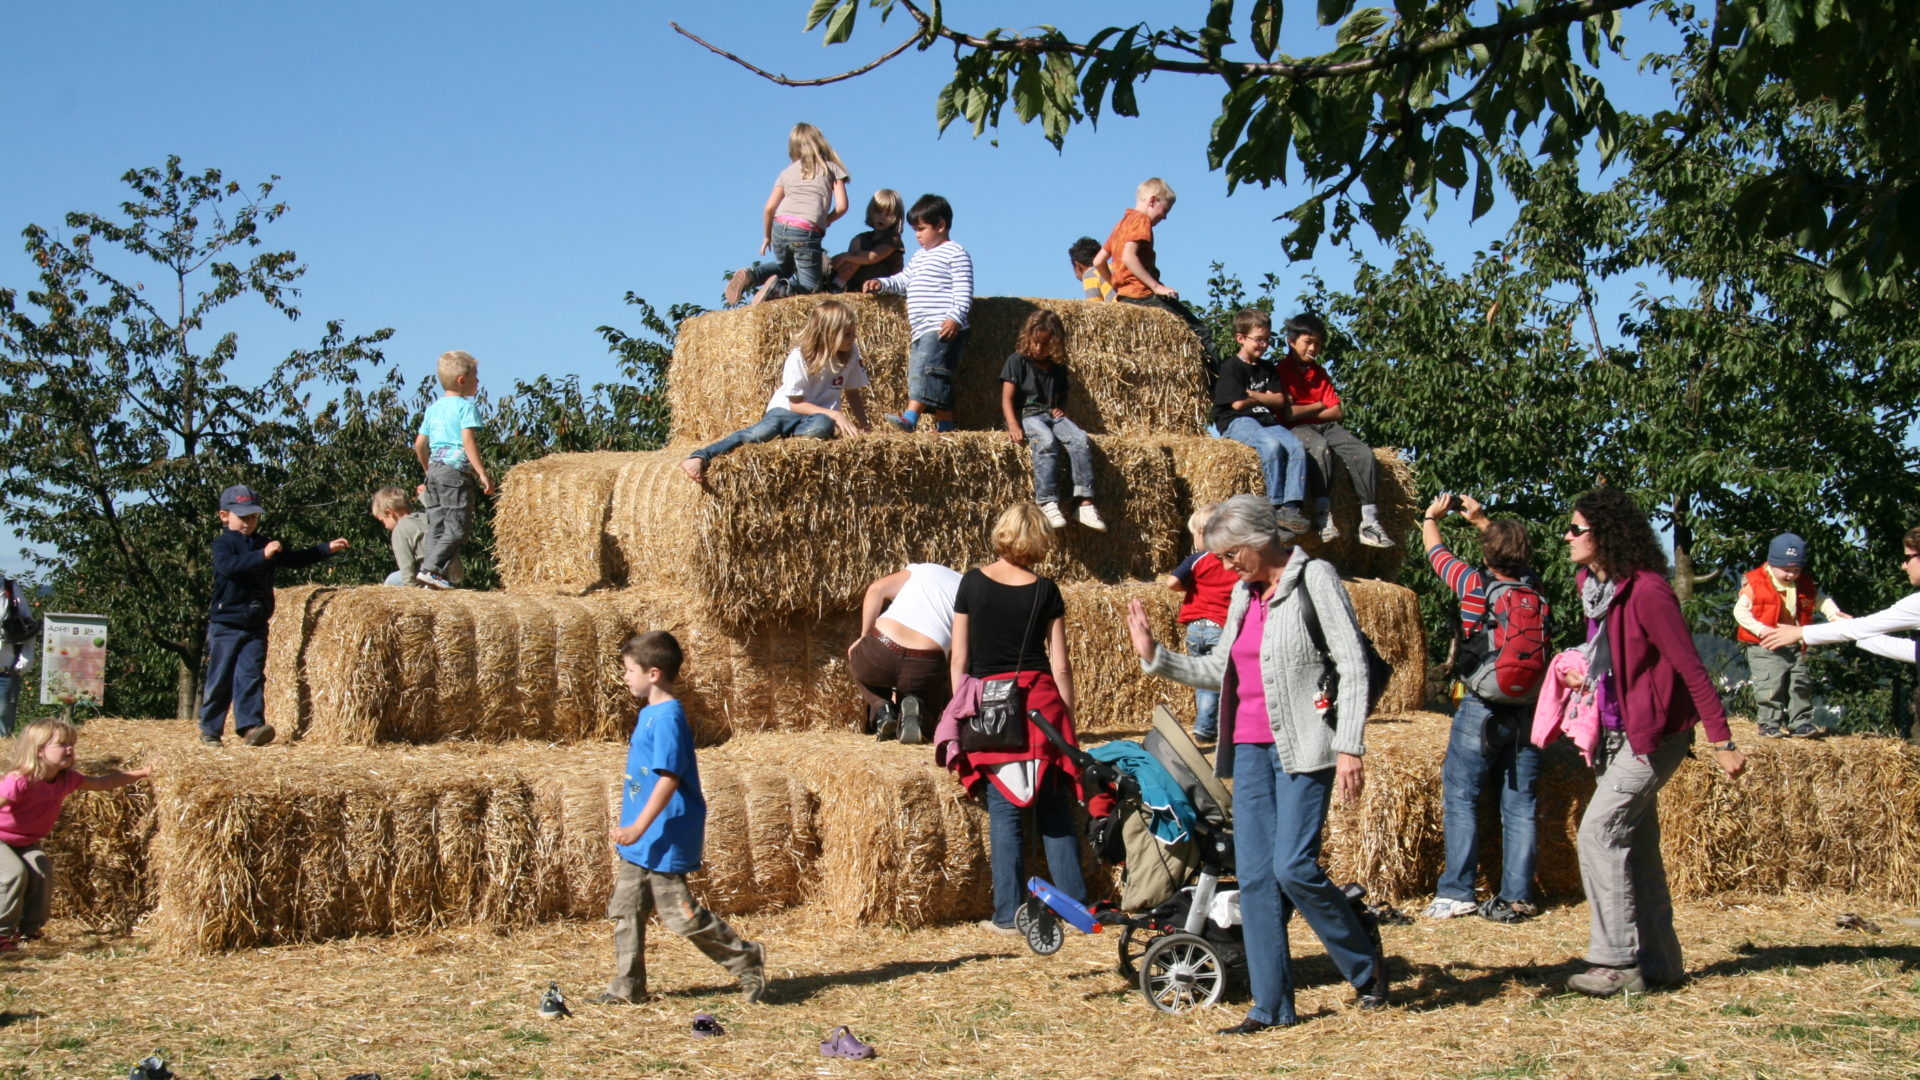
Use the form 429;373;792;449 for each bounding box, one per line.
863;194;973;432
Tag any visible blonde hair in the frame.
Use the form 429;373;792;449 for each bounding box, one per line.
788;123;847;182
370;486;411;517
1137;177;1177;207
794;300;858;376
1187;502;1219;544
10;718;77;783
436;350;478;391
866;189;904;231
1015;310;1065;361
992;502;1055;567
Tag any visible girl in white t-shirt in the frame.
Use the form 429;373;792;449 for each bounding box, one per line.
724;123;851;306
682;300;870;484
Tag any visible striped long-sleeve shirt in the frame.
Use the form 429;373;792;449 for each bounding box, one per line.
873;240;973;339
1428;541;1492;636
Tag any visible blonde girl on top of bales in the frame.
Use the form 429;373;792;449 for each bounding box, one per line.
682;299;871;484
725;122;851;306
0;719;151;951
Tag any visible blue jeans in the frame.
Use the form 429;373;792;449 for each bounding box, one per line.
907;329;968;412
744;221;826;295
1020;414;1094;503
1220;417;1307;506
1437;694;1542;904
1183;620;1222;739
200;621;269;740
0;672;21;737
985;771;1087;928
1233;743;1379;1026
691;408;836;462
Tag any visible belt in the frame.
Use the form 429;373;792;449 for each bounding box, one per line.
871;631;944;660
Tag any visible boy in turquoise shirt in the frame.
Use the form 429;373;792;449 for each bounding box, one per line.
597;631;767;1005
412;349;494;590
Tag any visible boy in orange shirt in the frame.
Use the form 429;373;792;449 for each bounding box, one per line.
1094;179;1219;378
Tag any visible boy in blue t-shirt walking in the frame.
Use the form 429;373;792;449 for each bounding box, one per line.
413;349;495;590
596;631;767;1005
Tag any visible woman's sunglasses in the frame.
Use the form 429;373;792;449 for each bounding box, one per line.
1565;523;1594;537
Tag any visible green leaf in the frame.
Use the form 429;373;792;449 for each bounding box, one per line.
1317;0;1355;28
1251;0;1282;60
822;0;859;45
1434;126;1468;190
804;0;839;31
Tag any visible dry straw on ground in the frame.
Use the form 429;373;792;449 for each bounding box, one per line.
668;294;1207;444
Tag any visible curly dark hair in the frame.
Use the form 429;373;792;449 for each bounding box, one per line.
1573;487;1667;580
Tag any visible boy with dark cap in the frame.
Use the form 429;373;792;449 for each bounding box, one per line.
200;485;349;747
1733;532;1848;737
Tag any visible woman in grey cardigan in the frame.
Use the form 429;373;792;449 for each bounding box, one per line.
1125;494;1386;1033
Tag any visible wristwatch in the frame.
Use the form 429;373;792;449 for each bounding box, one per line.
1710;740;1737;752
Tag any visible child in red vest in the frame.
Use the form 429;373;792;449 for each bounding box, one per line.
1733;532;1848;737
1160;504;1238;743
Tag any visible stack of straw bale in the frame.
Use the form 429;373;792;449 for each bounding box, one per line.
669;295;1207;443
41;719;172;932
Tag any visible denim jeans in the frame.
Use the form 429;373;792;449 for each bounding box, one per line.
985;771;1087;928
0;671;21;737
744;221;826;295
200;621;269;740
1437;694;1542;904
1183;620;1222;739
691;408;836;463
1220;417;1308;506
1233;742;1378;1026
906;329;969;412
1020;414;1094;503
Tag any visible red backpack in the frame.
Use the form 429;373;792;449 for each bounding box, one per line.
1456;579;1551;706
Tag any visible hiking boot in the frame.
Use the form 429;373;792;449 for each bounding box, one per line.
897;695;925;745
1356;520;1396;548
240;724;276;747
872;702;899;741
1421;897;1478;919
1315;515;1341;543
539;982;571;1018
415;569;454;590
1076;503;1108;531
1477;897;1532;924
738;941;769;1004
1567;964;1645;996
1273;504;1311;534
1038;501;1069;529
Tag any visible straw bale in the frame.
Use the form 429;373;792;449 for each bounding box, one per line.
41;719;174;932
262;584;340;735
686;760;819;916
490;451;627;594
287;585;865;746
667;294;1207;444
1062;578;1426;734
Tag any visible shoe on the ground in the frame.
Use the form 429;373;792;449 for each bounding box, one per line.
0;932;21;953
240;724;276;747
1217;1017;1277;1035
415;569;454;590
1356;520;1396;548
1315;515;1341;543
897;695;925;745
739;941;768;1004
724;267;752;307
1038;501;1069;529
820;1025;877;1059
1273;504;1311;534
1192;728;1217;745
1076;503;1108;531
1788;724;1823;738
1567;964;1645;996
1421;897;1478;919
872;701;899;740
1477;897;1533;924
589;991;638;1005
200;735;223;747
1757;722;1786;738
129;1056;173;1080
977;919;1021;937
691;1012;726;1037
883;413;918;433
539;982;571;1018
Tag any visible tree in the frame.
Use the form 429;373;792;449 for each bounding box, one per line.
0;158;392;719
685;0;1920;303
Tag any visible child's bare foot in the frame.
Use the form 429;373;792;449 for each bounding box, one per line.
681;457;706;485
724;268;751;307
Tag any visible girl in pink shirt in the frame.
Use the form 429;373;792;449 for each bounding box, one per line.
0;719;151;949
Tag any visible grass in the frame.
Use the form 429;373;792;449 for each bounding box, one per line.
0;892;1916;1078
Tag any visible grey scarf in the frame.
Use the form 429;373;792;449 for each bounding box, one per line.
1581;574;1619;690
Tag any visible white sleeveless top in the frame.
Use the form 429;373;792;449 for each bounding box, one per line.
881;563;963;651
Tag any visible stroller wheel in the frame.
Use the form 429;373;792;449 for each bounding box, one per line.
1116;920;1155;978
1025;909;1066;956
1015;896;1043;936
1139;932;1226;1013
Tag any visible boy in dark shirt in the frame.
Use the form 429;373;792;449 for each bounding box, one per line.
1212;310;1310;534
201;485;348;746
1275;313;1393;548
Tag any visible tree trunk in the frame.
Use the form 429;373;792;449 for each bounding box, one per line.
1672;493;1696;604
176;653;200;721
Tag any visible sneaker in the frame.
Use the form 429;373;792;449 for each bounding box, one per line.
1356;520;1397;548
200;735;223;747
1421;897;1478;920
1076;503;1108;531
738;941;768;1004
240;724;276;747
1507;899;1540;918
1273;504;1311;534
129;1056;173;1080
883;413;918;433
750;275;782;306
415;569;454;590
1757;724;1787;738
819;1025;877;1059
1192;728;1217;745
1788;724;1823;738
1037;501;1069;529
724;267;752;307
1567;964;1645;997
977;919;1021;937
872;702;899;741
1316;515;1341;543
1477;897;1532;924
539;982;571;1018
897;695;925;745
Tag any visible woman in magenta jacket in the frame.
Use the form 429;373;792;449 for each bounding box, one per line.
1562;487;1746;997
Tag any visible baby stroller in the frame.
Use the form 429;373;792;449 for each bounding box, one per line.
1021;704;1384;1014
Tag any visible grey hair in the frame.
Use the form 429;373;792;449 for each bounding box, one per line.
1203;493;1294;551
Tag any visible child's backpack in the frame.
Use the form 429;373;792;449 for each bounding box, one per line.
1455;578;1550;706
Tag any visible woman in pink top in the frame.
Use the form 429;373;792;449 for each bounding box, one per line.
0;719;151;950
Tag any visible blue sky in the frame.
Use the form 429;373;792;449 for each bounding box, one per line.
1;1;1684;574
